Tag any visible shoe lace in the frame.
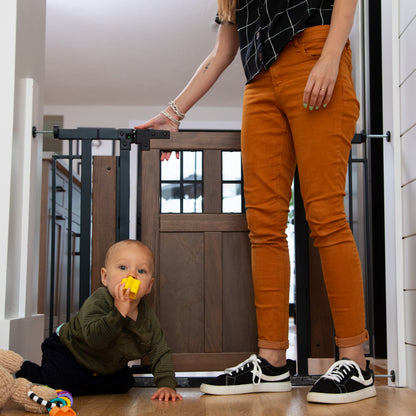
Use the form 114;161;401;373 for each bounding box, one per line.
224;354;263;385
321;360;360;383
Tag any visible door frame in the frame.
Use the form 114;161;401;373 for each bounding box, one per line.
381;0;406;387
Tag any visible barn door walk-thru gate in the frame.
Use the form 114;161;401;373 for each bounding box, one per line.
33;125;390;385
32;126;169;336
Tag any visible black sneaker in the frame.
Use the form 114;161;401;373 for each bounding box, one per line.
199;354;292;395
307;359;376;404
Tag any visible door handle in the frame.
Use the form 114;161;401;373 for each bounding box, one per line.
353;130;391;143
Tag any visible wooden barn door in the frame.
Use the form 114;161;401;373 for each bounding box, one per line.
141;131;257;371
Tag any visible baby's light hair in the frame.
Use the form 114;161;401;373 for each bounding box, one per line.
104;240;155;274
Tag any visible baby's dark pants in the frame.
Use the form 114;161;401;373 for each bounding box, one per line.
16;333;135;396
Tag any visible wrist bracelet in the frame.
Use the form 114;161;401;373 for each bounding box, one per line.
161;110;181;127
168;101;186;120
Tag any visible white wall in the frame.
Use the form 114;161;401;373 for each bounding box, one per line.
0;0;46;363
400;0;416;391
43;104;243;132
0;2;17;324
383;0;416;389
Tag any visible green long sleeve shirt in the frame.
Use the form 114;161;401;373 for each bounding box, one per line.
58;287;176;389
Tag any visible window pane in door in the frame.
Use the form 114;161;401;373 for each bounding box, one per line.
222;151;243;213
161;183;180;213
222;151;241;181
183;182;203;213
161;154;180;181
222;183;242;213
183;151;202;181
160;151;203;213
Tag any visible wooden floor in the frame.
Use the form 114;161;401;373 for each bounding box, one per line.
2;359;415;415
2;385;416;416
3;322;411;415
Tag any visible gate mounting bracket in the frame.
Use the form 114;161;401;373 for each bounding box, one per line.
32;126;170;149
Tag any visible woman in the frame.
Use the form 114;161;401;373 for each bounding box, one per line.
137;0;376;404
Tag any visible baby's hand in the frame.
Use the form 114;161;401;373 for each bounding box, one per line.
113;281;131;317
151;387;183;401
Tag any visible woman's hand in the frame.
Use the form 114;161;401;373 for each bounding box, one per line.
135;113;179;161
135;112;179;132
303;54;340;110
303;0;358;110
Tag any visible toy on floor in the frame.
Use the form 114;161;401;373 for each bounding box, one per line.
0;349;76;414
122;276;140;299
0;355;56;413
28;389;76;415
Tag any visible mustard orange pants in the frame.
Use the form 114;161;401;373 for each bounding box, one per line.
241;25;369;350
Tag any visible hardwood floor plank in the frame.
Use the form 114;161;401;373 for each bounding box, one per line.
2;386;416;415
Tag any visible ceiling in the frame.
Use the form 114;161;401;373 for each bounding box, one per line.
44;0;245;108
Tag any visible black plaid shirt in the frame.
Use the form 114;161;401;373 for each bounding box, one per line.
227;0;334;82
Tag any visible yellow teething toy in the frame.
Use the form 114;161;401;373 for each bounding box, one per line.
122;276;140;299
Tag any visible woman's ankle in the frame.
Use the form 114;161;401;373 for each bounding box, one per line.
258;348;287;368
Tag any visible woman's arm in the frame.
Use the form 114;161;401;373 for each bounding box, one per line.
135;22;239;145
168;22;239;115
303;0;358;109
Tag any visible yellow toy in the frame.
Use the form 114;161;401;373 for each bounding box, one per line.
122;276;140;299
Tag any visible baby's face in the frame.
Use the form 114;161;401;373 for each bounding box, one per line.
101;243;154;301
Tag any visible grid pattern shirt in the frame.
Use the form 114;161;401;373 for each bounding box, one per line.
233;0;334;82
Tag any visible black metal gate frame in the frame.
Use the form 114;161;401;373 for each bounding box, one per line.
39;127;169;335
295;131;380;376
33;125;382;381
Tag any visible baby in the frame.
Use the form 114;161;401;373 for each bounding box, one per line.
2;240;182;401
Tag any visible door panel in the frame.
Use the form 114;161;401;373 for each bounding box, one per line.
159;232;205;353
142;131;257;371
204;232;222;353
222;232;257;353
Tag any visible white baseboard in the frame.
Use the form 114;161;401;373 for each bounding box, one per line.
0;314;44;364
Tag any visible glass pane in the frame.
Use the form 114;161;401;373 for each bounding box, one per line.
161;183;180;213
183;182;203;213
222;183;242;213
222;151;241;181
161;153;180;181
183;151;202;181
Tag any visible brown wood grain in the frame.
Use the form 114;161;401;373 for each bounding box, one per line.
4;380;414;416
203;150;222;213
150;131;241;151
160;214;248;232
141;149;161;313
204;232;223;353
91;156;117;293
222;232;257;353
159;233;205;353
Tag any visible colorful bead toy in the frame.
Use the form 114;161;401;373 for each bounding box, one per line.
28;388;76;415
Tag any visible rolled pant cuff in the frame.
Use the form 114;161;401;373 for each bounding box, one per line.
258;339;289;350
335;330;369;348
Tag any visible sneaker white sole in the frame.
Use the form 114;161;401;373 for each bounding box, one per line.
200;381;292;395
307;385;376;404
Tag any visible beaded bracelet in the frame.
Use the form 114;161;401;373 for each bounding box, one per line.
168;100;186;120
160;110;180;126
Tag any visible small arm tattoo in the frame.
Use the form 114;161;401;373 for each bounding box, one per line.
203;62;211;73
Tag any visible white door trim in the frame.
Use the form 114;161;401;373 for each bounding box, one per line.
382;0;407;387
